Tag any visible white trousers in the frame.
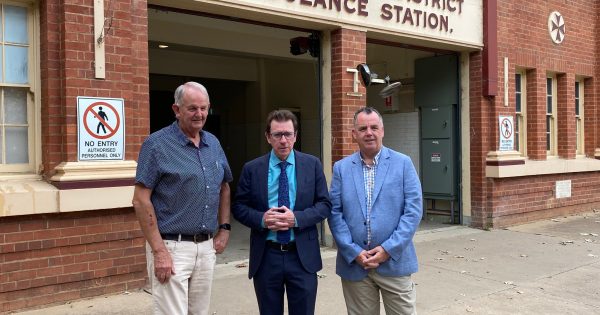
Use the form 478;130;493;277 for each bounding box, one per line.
146;239;216;315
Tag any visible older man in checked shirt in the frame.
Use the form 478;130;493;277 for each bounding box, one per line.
328;107;423;315
133;82;232;315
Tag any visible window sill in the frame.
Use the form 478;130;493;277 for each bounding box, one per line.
0;161;137;217
486;155;600;178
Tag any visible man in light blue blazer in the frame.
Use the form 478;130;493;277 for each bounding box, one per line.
328;107;423;315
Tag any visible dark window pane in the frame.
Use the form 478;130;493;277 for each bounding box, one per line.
516;94;521;112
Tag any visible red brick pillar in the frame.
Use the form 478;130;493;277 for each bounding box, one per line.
330;28;367;163
40;0;66;174
468;51;492;228
526;69;547;160
40;0;149;177
557;73;576;159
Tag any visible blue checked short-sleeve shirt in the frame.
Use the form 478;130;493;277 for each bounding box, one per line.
135;121;233;235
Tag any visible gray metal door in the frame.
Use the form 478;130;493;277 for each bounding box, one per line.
415;54;460;223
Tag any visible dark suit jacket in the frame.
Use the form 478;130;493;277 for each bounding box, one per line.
232;150;332;278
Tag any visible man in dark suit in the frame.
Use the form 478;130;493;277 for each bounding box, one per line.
232;109;331;315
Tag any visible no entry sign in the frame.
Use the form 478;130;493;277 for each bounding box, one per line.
498;115;514;152
77;97;125;161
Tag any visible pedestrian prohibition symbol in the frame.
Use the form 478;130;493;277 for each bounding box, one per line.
77;96;125;161
498;115;514;152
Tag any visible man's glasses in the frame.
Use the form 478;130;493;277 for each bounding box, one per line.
270;132;296;140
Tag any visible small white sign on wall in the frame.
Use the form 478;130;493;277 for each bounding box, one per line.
498;115;514;151
555;180;571;199
77;96;125;161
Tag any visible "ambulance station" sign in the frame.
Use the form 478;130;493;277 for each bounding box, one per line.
77;96;125;161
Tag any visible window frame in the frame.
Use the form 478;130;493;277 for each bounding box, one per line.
545;75;557;157
514;70;527;156
575;78;584;156
0;0;39;174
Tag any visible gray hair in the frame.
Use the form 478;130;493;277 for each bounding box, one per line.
174;82;210;106
353;107;383;127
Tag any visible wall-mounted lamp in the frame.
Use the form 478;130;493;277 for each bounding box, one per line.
158;44;169;49
356;63;402;98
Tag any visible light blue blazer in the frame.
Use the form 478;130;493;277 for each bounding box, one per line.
328;146;423;281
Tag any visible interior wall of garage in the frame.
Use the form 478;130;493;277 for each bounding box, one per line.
147;10;321;190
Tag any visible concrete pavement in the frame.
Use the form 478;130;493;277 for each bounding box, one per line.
12;211;600;314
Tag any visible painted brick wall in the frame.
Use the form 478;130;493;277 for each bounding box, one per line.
0;209;146;312
330;29;366;163
382;112;420;173
40;0;149;177
469;1;599;228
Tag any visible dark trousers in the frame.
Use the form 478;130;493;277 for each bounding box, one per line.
253;246;318;315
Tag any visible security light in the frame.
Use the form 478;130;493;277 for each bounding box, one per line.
356;63;402;98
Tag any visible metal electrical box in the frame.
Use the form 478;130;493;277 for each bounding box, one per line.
421;106;453;139
421;109;455;198
416;54;460;223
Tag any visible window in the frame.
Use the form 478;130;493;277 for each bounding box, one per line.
546;75;557;156
0;2;36;173
515;71;526;156
575;79;584;155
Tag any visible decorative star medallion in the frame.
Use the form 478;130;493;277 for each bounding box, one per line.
548;11;565;44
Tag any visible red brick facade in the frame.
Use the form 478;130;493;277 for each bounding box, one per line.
330;29;367;163
0;209;146;312
1;0;149;312
40;0;149;175
1;0;599;312
470;0;600;227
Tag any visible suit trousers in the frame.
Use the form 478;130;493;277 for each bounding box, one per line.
253;245;318;315
341;270;416;315
146;239;216;315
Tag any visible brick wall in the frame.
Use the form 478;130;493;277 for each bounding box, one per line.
488;173;600;227
469;1;599;227
40;0;149;177
330;29;367;163
469;51;493;228
0;209;146;312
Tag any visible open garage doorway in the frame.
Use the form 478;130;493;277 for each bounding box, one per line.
147;7;322;263
364;41;462;225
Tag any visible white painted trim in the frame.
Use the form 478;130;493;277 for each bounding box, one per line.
460;52;471;219
50;160;137;182
58;186;134;212
94;0;106;78
486;157;600;178
0;179;135;217
0;160;138;217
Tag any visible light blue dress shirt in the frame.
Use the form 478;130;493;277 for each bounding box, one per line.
266;150;297;242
